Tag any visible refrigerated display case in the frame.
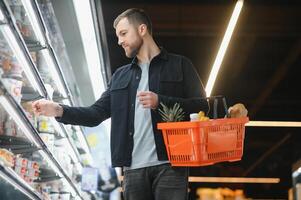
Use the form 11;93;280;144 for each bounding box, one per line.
0;0;94;199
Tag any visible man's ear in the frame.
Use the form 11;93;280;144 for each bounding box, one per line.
138;24;147;36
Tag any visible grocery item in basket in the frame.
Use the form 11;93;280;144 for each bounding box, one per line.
198;111;209;121
228;103;248;118
189;111;209;121
189;113;199;121
158;102;185;122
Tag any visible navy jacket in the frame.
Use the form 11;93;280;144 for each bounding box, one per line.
57;49;208;167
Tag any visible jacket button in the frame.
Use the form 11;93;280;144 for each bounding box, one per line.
129;132;133;136
136;76;139;80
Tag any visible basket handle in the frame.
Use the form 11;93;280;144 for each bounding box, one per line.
206;95;229;119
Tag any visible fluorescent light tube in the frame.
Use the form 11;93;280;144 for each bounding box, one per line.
0;96;41;148
246;121;301;127
0;8;5;21
72;0;105;99
293;168;301;178
189;176;280;184
41;49;68;98
20;0;46;46
1;26;44;96
205;0;244;97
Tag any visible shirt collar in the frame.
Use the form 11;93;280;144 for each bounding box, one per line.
131;47;168;67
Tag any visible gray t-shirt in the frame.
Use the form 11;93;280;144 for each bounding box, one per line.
125;62;169;170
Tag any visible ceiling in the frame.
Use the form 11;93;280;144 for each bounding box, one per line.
98;0;301;199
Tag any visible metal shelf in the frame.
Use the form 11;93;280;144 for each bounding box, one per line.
0;165;42;200
0;0;97;198
0;85;83;199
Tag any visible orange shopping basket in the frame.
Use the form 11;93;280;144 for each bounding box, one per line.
157;96;249;167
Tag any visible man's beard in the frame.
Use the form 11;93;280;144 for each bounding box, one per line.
126;38;143;58
127;47;139;58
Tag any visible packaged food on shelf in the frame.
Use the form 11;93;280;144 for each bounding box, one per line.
21;101;36;126
1;77;23;103
49;192;59;200
14;156;40;183
0;148;15;167
53;143;73;177
0;106;8;135
15;157;28;167
39;132;54;152
37;116;55;134
14;165;27;175
9;1;35;41
9;3;22;30
26;168;39;177
4;119;17;136
34;182;51;200
5;57;23;77
27;160;40;170
60;193;70;200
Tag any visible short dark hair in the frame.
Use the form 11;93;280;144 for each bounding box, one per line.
113;8;152;35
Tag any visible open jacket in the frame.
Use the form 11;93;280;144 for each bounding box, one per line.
57;48;208;167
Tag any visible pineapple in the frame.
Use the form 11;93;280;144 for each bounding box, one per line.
158;102;185;122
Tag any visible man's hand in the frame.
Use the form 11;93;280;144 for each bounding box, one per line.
137;91;158;109
32;99;63;117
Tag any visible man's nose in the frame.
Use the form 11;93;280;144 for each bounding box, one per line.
118;38;123;46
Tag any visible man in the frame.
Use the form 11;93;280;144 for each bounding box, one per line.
32;8;208;200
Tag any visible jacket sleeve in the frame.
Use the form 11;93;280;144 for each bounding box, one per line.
157;57;209;119
56;85;111;127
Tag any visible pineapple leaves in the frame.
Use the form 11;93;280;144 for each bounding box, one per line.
158;102;185;122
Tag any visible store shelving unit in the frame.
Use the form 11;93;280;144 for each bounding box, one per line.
0;0;94;199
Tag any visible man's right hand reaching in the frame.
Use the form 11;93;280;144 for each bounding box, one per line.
32;99;63;117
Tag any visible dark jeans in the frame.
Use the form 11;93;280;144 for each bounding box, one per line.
122;164;189;200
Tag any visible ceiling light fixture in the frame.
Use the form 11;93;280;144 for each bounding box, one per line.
72;0;105;100
205;0;244;97
189;176;280;184
246;121;301;127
